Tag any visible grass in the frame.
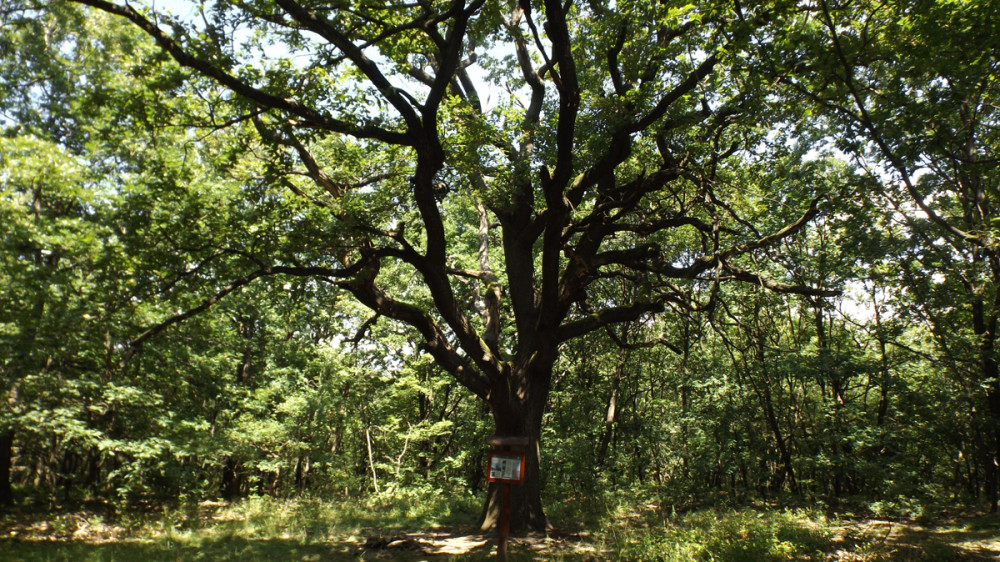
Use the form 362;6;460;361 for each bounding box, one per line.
589;496;833;562
2;492;999;560
1;493;485;561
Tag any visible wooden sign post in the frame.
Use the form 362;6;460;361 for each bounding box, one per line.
486;436;529;561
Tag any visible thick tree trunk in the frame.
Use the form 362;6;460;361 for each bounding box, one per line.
477;369;551;534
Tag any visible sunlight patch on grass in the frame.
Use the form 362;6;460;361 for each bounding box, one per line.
4;496;1000;560
601;507;832;561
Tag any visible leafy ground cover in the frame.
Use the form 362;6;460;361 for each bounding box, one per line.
2;494;999;560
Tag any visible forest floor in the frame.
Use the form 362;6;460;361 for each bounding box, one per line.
2;496;1000;560
820;515;1000;560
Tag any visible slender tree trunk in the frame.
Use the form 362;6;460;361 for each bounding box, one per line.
365;427;379;494
984;379;1000;514
758;382;797;492
294;456;304;490
679;325;693;479
219;315;258;500
871;288;891;427
85;445;101;496
748;310;797;493
220;457;242;500
0;430;13;506
971;293;1000;512
596;354;626;468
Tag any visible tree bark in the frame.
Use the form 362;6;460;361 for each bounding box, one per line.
749;341;797;493
596;354;627;468
477;365;552;534
0;430;13;506
982;353;1000;514
971;290;1000;512
220;457;242;500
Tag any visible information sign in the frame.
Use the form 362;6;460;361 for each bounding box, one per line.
487;451;525;484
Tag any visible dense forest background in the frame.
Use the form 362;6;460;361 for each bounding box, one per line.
2;0;999;537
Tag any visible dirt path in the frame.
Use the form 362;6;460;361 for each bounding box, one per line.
353;528;603;559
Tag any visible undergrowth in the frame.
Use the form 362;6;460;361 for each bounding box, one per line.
2;490;998;560
602;506;831;561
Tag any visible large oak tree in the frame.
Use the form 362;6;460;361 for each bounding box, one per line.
57;0;834;530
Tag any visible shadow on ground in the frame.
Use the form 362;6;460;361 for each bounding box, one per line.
1;530;604;561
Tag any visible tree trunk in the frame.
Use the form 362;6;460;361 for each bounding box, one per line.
985;380;1000;514
758;383;797;493
596;354;626;468
971;294;1000;512
0;430;13;506
86;445;101;496
748;318;797;493
871;288;891;427
477;367;551;534
220;457;242;500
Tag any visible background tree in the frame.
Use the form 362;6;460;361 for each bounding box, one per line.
0;136;110;506
0;3;140;505
771;0;1000;510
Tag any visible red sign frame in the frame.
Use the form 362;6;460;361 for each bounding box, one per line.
487;450;526;484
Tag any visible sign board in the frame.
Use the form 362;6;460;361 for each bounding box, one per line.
487;451;525;484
